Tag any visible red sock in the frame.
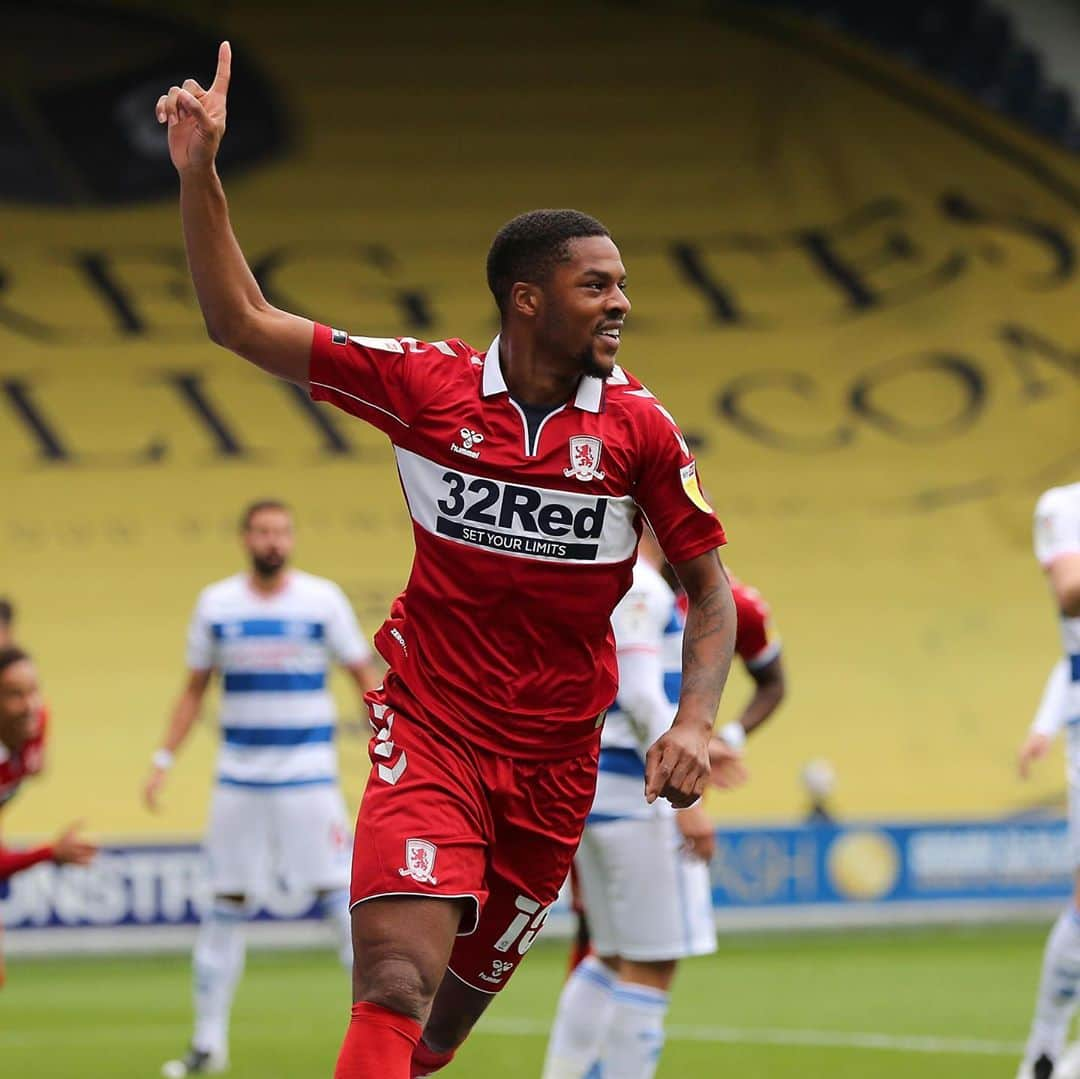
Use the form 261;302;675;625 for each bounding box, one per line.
410;1039;456;1077
335;1001;423;1079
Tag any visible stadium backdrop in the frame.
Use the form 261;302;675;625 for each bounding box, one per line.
0;3;1078;857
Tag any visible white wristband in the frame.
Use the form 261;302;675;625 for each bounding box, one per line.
719;722;746;750
152;749;175;771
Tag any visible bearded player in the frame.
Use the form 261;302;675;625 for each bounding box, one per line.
156;44;741;1079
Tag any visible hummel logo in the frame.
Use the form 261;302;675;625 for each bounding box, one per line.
451;428;485;459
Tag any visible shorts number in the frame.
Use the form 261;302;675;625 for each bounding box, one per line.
493;894;551;956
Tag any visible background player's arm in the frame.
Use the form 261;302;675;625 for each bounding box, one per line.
1019;658;1070;779
645;548;741;808
732;653;786;739
1047;553;1080;618
142;669;212;812
157;43;313;385
0;820;96;879
343;658;382;696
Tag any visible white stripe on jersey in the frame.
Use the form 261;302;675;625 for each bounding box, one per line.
187;571;369;786
394;446;638;565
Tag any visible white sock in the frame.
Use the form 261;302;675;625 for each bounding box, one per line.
1024;905;1080;1066
319;887;353;969
192;898;247;1057
601;981;669;1079
542;956;617;1079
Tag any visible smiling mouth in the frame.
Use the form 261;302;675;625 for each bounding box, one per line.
596;327;622;343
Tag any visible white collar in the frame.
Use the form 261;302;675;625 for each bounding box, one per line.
481;335;605;414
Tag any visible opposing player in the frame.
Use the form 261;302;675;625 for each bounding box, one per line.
543;533;783;1079
0;646;97;986
157;45;739;1079
145;500;380;1076
1017;481;1080;1079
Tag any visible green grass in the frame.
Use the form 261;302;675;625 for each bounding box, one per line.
0;924;1056;1077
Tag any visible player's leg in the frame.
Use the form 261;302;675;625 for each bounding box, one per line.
415;744;600;1076
335;684;492;1079
163;786;270;1077
274;784;354;967
597;814;717;1079
1020;771;1080;1079
1019;871;1080;1079
543;827;621;1079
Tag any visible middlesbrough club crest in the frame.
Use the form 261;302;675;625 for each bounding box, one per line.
399;838;439;884
564;436;606;482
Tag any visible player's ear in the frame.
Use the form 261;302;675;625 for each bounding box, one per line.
510;281;542;319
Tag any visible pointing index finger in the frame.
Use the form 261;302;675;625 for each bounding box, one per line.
210;40;232;96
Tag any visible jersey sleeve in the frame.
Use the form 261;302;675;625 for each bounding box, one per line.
732;582;782;671
308;323;456;437
1031;658;1069;738
325;584;372;666
185;591;215;671
632;397;726;565
1034;488;1080;568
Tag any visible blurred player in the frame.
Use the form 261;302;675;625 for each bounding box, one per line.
1017;481;1080;1079
146;500;379;1076
157;45;738;1079
0;646;97;986
543;532;782;1078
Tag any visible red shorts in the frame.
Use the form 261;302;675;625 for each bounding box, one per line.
351;674;600;993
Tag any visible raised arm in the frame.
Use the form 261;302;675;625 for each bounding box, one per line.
644;547;741;807
156;42;313;384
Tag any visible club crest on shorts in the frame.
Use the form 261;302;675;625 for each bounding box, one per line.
399;838;439;884
564;436;605;482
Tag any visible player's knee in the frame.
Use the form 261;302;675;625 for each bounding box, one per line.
354;953;437;1022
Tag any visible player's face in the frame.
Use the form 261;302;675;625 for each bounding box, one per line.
243;508;294;578
540;236;630;379
0;659;41;751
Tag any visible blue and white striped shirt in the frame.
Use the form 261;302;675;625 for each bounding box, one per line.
187;571;370;788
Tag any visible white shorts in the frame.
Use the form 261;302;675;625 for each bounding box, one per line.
574;813;717;962
1069;775;1080;870
205;783;352;899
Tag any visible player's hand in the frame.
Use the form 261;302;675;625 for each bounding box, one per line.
143;766;168;812
155;41;232;174
52;822;97;866
709;737;749;790
676;803;716;862
645;718;711;809
1018;732;1052;779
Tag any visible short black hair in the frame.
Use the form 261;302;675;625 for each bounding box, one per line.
486;209;610;314
0;646;29;676
240;499;290;531
0;598;12;627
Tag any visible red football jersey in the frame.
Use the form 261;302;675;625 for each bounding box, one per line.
310;326;726;758
0;706;47;809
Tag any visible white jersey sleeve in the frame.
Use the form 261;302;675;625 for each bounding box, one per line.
185;589;216;671
612;566;677;755
1031;658;1070;738
1035;486;1080;568
324;583;371;666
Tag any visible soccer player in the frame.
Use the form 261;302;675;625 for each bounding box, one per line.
145;499;380;1076
0;646;97;986
156;44;740;1079
1017;481;1080;1079
543;532;783;1079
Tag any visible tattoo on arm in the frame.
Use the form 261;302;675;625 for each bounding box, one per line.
679;578;736;722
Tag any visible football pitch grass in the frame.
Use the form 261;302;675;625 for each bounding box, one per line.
1;923;1056;1077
